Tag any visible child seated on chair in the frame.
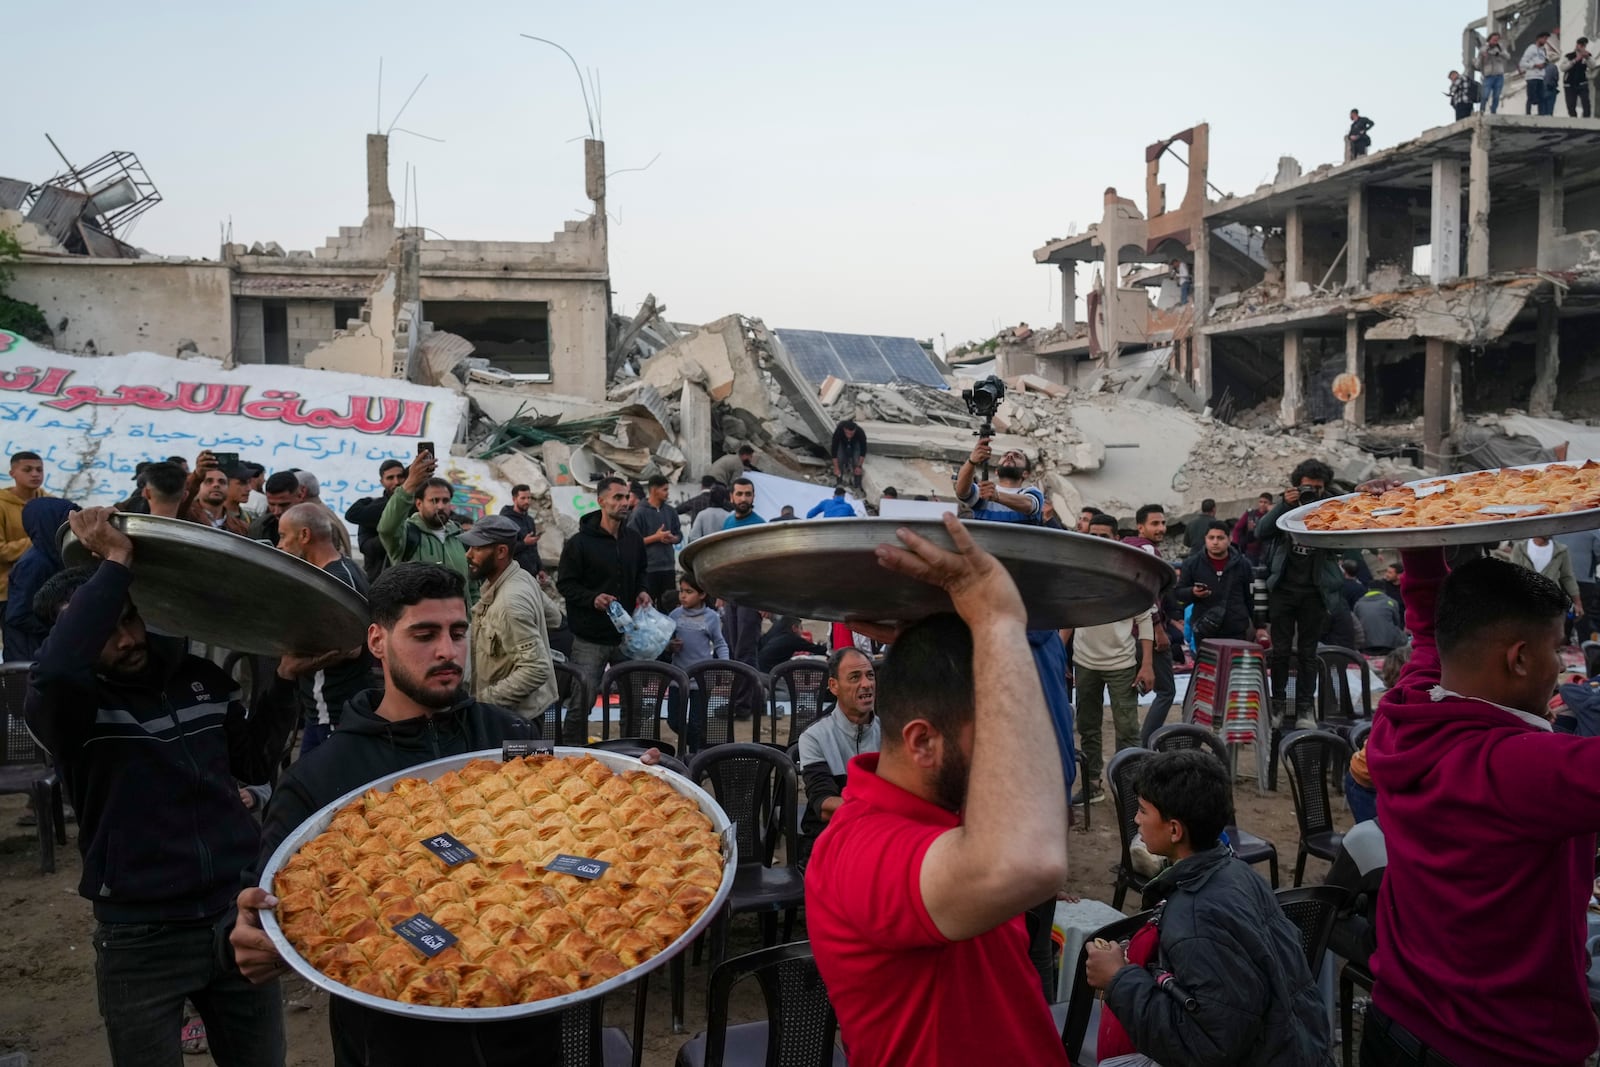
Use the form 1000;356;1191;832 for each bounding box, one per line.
1085;750;1330;1067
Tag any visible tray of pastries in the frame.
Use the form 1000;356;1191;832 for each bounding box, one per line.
258;749;735;1020
1278;461;1600;548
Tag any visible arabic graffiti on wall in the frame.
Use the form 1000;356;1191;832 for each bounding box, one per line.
0;330;477;524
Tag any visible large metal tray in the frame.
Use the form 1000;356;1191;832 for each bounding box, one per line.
1278;461;1600;548
258;748;737;1022
60;513;368;656
679;517;1174;629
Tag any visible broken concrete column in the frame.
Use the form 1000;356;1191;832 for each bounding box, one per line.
1346;184;1368;290
1193;222;1213;404
1530;299;1560;417
1467;123;1491;277
1281;329;1305;427
1344;314;1366;426
679;380;712;481
1536;157;1565;271
1430;159;1462;283
1284;207;1304;291
1424;338;1457;468
1059;262;1077;331
365;133;394;229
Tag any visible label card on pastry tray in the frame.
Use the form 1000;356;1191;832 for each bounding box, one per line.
394;913;458;958
545;854;611;880
420;832;477;866
502;739;555;760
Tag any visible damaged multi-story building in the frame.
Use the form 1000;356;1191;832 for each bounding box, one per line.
1018;1;1600;472
1;133;613;401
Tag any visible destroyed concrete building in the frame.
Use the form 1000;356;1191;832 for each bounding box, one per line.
1015;102;1600;475
2;134;612;400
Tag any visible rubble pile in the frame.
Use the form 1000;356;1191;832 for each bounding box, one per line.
430;290;1450;563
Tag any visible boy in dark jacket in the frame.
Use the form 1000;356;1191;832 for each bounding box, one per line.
1087;750;1330;1066
1174;520;1256;644
26;508;306;1067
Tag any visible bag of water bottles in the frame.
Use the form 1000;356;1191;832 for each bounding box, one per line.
619;603;677;660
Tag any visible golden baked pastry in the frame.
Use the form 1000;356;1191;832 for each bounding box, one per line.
1301;462;1600;532
273;754;723;1009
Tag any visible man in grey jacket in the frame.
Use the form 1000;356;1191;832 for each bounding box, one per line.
797;648;880;851
463;515;559;718
1087;750;1330;1065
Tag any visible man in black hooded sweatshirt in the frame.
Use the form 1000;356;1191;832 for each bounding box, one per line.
232;564;563;1065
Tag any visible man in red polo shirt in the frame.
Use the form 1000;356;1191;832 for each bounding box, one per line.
806;514;1070;1066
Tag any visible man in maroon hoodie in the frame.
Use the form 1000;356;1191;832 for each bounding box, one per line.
1365;545;1593;1066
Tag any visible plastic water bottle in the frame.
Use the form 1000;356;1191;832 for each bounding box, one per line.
607;601;630;633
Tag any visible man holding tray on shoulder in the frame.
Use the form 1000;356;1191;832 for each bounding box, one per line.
231;562;657;1066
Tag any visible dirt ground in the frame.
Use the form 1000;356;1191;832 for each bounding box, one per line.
0;699;1345;1066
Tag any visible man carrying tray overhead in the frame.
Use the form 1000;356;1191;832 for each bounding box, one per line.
230;563;658;1066
24;508;318;1067
806;515;1070;1066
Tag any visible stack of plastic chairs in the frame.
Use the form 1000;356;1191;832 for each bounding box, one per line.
1182;638;1270;789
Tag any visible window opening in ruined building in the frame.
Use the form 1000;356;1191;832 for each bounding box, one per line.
1366;341;1425;424
425;301;551;380
333;301;363;332
262;301;289;366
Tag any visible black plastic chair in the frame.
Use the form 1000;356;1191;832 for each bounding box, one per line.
1148;723;1279;888
559;983;645;1067
1340;958;1376;1067
1105;747;1154;911
1274;885;1343;975
1583;639;1600;678
1280;730;1352;886
1058;909;1155;1065
767;657;829;747
1316;645;1372;738
675;941;844;1067
552;659;593;742
688;743;805;964
598;661;689;745
0;663;66;873
587;738;688;777
685;661;771;753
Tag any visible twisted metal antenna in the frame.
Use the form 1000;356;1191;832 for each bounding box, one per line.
520;34;597;139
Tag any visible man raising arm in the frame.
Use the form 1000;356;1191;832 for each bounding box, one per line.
806;514;1068;1066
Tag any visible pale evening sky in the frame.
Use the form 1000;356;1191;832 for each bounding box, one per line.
2;1;1485;351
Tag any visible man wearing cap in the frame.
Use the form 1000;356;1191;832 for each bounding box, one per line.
465;514;560;719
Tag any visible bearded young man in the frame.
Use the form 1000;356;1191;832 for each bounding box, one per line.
231;564;573;1065
806;515;1069;1066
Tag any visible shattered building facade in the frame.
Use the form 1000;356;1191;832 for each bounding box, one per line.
1010;0;1600;475
2;134;612;402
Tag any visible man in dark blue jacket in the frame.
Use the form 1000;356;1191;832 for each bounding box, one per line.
25;507;309;1067
2;496;78;660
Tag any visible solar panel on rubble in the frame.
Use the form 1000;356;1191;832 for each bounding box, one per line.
776;329;947;389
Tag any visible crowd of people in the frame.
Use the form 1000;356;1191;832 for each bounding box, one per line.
1445;28;1595;119
13;431;1600;1066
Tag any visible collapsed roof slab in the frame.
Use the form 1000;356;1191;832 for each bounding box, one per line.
1207;115;1600;228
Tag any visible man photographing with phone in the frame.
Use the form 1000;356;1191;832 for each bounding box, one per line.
1255;460;1345;730
376;445;472;600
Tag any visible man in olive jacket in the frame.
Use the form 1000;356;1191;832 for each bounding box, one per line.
1088;750;1330;1065
376;450;471;601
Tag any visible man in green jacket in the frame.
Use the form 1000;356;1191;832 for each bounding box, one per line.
376;450;472;602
